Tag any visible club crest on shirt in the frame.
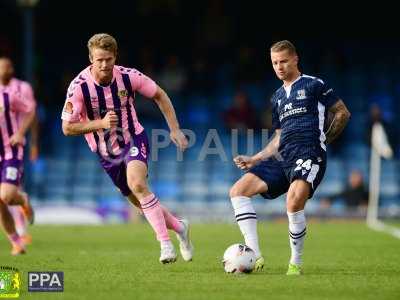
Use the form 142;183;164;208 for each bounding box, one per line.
118;90;128;98
296;89;306;100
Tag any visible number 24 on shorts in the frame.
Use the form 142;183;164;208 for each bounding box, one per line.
294;159;312;171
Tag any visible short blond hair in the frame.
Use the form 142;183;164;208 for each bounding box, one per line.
87;33;118;59
270;40;297;55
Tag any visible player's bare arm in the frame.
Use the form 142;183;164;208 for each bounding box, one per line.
62;104;118;136
234;129;281;170
29;115;40;161
10;109;36;146
325;100;350;144
152;85;188;151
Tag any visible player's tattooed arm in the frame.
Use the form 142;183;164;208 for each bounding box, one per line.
234;129;281;170
325;100;351;144
253;129;281;162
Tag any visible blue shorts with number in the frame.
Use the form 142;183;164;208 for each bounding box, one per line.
248;145;326;199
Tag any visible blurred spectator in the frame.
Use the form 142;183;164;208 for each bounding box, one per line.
137;47;157;79
196;1;233;55
187;56;213;95
0;35;13;57
260;101;273;131
367;104;397;154
223;90;259;133
234;46;261;84
320;170;368;212
158;54;187;95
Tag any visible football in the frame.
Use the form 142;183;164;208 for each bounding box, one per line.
222;243;256;274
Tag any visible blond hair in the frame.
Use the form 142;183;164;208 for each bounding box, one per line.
270;40;297;55
87;33;118;59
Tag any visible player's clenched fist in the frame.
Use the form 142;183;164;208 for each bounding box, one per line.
170;129;189;151
102;111;118;129
233;155;256;171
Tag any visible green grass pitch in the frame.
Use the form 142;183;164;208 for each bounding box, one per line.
1;221;399;300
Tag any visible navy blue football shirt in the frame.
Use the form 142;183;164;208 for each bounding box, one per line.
271;74;339;154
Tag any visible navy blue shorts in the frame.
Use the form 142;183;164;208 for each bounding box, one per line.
248;146;326;199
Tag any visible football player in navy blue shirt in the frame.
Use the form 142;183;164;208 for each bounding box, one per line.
229;40;350;275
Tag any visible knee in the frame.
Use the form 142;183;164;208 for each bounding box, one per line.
0;191;16;205
287;192;306;212
127;179;148;195
229;182;248;198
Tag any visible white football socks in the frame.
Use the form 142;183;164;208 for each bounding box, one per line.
231;196;261;258
287;210;307;265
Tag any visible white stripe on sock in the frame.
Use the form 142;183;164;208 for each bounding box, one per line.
231;196;261;258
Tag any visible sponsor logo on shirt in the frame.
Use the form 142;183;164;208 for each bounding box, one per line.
129;146;139;157
284;103;293;111
279;102;307;121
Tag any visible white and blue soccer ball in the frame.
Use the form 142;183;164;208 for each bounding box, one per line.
222;243;256;274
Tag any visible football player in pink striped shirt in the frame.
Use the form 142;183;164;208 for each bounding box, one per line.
0;56;36;255
61;33;193;263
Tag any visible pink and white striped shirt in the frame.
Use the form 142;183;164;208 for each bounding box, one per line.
0;78;36;161
61;65;157;158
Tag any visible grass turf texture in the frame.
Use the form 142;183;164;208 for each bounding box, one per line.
1;222;399;300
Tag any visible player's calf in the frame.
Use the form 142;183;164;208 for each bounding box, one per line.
0;187;33;224
20;192;34;225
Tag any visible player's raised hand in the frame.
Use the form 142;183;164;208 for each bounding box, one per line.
233;155;256;171
170;129;188;151
102;111;118;129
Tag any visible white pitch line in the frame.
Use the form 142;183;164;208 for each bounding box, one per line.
367;219;400;239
